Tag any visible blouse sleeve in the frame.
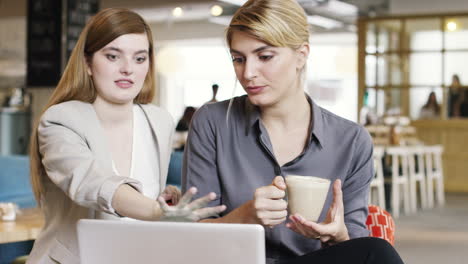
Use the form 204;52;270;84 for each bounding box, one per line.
342;126;374;238
181;105;221;208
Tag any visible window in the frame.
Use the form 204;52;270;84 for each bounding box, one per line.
358;14;468;120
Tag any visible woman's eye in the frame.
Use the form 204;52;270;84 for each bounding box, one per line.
136;56;147;63
259;55;273;61
106;54;118;61
232;57;244;63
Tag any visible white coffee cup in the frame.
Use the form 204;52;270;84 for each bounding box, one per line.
285;175;331;222
0;202;17;221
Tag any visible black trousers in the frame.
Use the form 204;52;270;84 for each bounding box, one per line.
281;237;404;264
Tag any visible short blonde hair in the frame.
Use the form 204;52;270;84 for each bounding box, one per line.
226;0;310;49
30;8;156;203
224;0;310;122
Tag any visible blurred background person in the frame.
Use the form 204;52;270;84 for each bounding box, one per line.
459;90;468;117
448;74;463;118
173;106;196;151
359;90;378;126
419;91;440;119
207;84;219;103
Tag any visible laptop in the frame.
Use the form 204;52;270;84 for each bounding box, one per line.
77;219;266;264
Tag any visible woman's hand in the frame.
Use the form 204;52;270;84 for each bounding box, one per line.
157;187;226;222
286;179;349;245
250;176;288;227
161;185;182;205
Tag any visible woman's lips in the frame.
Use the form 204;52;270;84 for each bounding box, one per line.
115;79;134;89
246;85;265;95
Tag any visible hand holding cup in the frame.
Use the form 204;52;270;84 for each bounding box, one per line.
251;176;288;227
286;179;350;245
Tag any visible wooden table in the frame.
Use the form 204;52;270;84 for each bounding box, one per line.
0;208;44;244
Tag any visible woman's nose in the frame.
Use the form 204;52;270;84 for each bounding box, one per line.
120;58;133;75
243;59;258;80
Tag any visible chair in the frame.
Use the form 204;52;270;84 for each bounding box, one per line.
366;204;395;246
423;145;445;208
0;155;36;208
407;146;428;211
0;155;35;264
366;125;391;146
385;147;411;218
370;146;386;210
167;151;183;188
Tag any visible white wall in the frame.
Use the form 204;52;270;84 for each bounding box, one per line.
390;0;468;14
308;33;358;122
155;32;359;122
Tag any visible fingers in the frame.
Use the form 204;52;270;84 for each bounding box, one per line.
257;209;288;221
255;185;286;200
194;205;227;220
291;214;321;230
330;179;343;222
257;210;287;226
254;198;287;213
161;185;180;203
320;235;332;244
157;196;171;211
333;179;343;209
172;191;181;205
252;181;287;226
178;187;197;207
169;186;182;205
187;192;216;210
254;198;287;226
272;176;286;190
288;214;327;238
265;218;287;227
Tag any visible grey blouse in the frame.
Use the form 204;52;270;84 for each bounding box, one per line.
182;95;373;263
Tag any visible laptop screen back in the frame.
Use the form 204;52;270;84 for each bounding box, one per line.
77;219;265;264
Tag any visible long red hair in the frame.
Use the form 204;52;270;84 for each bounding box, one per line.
30;8;156;203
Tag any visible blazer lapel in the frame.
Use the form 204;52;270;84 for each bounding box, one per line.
81;103;115;174
138;104;166;194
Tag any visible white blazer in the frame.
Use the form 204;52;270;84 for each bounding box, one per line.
27;101;174;264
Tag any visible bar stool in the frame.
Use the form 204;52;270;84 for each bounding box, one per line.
385;146;411;218
424;145;445;208
370;146;386;210
407;146;428;211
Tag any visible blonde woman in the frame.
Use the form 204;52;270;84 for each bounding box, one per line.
28;8;225;264
183;0;403;263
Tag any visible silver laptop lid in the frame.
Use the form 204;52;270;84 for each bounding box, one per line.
77;219;265;264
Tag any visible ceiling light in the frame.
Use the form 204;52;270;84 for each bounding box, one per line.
447;21;458;31
211;5;223;17
208;16;232;26
172;7;183;18
325;0;357;16
217;0;247;6
307;15;343;29
310;0;358;18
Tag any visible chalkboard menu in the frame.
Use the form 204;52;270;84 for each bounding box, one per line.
66;0;99;59
27;0;63;87
27;0;99;87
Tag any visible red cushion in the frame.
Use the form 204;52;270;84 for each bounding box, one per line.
366;204;395;245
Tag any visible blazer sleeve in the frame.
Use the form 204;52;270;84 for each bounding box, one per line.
38;108;142;216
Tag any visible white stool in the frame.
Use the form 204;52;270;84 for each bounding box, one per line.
407;146;428;211
424;145;445;208
385;146;411;218
370;146;386;210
